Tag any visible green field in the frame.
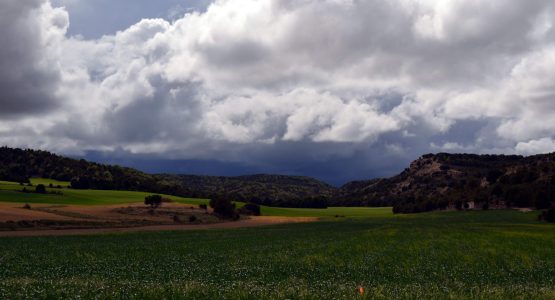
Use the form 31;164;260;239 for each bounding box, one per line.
261;206;393;218
0;179;394;218
29;178;71;187
0;179;209;206
0;210;553;299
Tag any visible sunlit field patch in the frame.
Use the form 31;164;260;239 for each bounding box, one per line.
0;179;392;218
0;179;209;206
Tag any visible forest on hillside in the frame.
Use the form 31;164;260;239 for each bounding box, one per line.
337;153;555;213
2;147;555;212
0;147;333;208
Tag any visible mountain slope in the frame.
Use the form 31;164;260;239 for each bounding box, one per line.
337;153;555;212
0;147;335;207
0;147;174;192
4;147;554;211
157;174;335;208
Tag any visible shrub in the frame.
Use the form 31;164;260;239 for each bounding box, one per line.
35;184;46;194
534;188;553;209
209;197;237;219
238;203;261;216
144;195;163;209
189;215;197;223
541;208;555;223
23;203;31;210
486;169;503;184
199;204;208;210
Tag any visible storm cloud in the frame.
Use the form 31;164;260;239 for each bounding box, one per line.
0;0;67;116
1;0;555;184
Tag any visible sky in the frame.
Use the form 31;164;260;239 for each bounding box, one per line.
1;0;555;185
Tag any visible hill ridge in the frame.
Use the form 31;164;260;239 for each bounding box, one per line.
337;152;555;212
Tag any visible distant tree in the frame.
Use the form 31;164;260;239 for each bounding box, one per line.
486;170;503;184
35;184;46;194
534;185;554;209
239;203;261;216
540;208;555;223
70;177;90;189
491;184;503;197
209;197;237;219
144;195;163;209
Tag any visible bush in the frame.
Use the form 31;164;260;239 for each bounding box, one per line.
35;184;46;194
199;204;208;210
189;215;197;223
238;203;261;216
541;208;555;223
23;203;31;210
209;197;237;219
144;195;163;209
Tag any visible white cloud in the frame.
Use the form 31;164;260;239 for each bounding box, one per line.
516;138;555;155
1;0;555;176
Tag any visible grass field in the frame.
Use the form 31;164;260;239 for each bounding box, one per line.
0;179;209;206
0;179;394;218
0;210;553;299
29;178;71;187
261;206;393;218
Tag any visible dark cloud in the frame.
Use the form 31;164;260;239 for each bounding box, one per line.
0;0;66;117
1;0;555;184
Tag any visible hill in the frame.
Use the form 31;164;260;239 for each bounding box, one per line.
157;174;335;208
4;147;555;211
0;147;183;194
337;153;555;212
0;147;334;208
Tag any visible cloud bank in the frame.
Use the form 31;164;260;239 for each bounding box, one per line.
1;0;555;183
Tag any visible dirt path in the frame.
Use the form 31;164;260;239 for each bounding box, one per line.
0;203;78;221
0;216;317;237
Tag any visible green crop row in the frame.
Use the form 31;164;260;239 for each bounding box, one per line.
0;210;553;299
